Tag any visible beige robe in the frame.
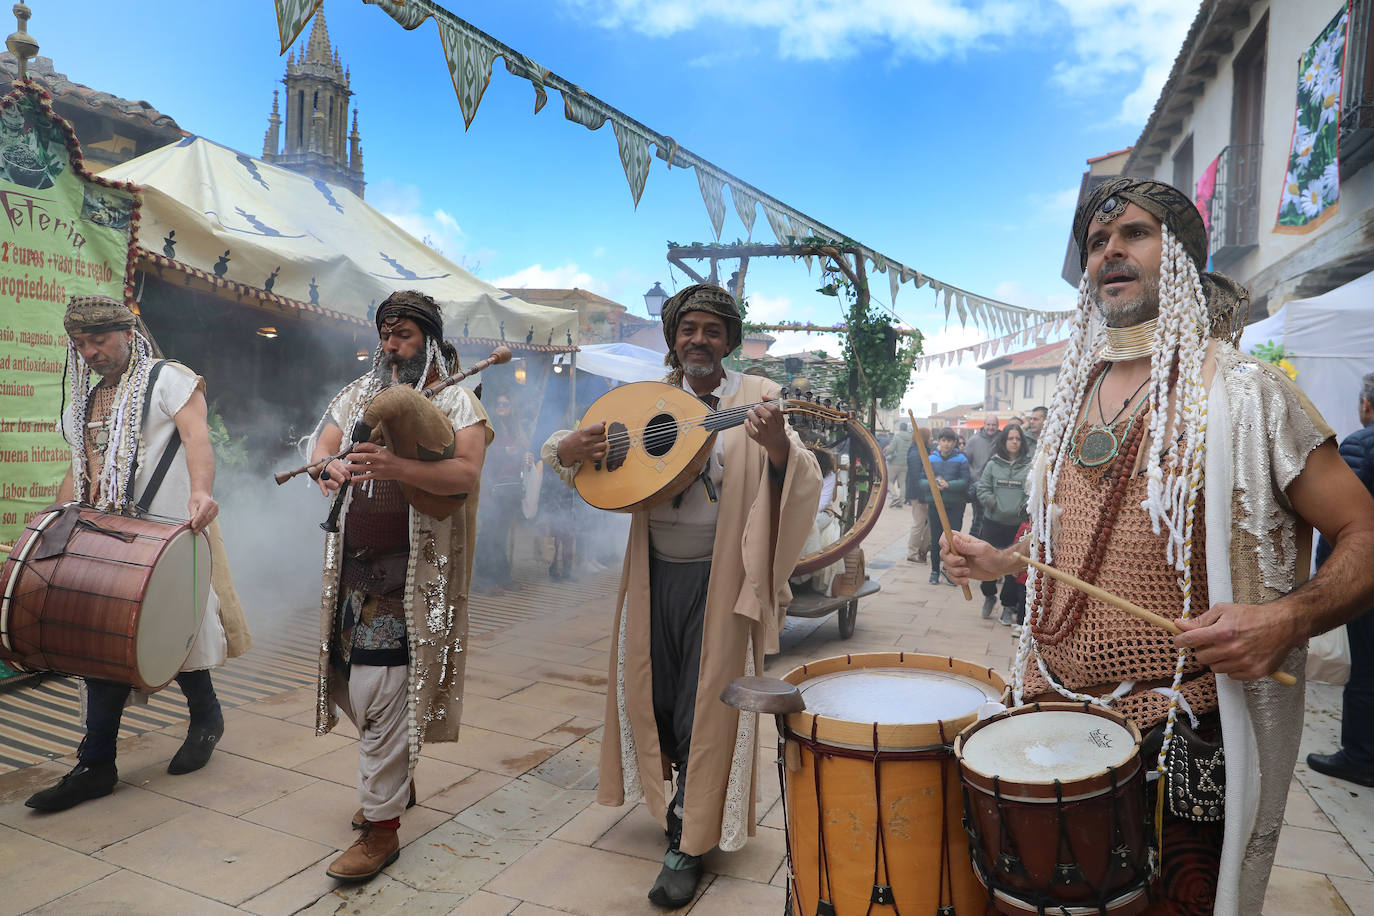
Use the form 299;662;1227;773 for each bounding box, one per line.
311;375;492;768
548;373;821;855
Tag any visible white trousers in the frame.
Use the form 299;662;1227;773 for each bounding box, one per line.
329;664;411;823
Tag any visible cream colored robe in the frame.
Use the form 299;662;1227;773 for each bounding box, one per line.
546;373;821;856
1205;344;1333;914
311;374;492;769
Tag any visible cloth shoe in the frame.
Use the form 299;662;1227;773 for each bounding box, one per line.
1307;750;1374;787
980;594;997;618
352;779;417;830
941;571;959;588
25;760;117;811
999;606;1017;626
928;571;940;585
648;847;704;908
327;821;400;881
168;717;224;775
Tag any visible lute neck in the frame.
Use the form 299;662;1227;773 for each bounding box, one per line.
701;400;770;433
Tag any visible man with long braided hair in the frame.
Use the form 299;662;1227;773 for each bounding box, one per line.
542;284;821;907
26;295;251;812
307;290;491;882
942;178;1374;914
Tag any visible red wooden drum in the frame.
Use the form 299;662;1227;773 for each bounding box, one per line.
0;504;212;691
955;703;1156;916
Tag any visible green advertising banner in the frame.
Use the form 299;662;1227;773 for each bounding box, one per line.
0;83;140;678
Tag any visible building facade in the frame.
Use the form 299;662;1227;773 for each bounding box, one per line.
978;339;1066;415
1069;0;1374;318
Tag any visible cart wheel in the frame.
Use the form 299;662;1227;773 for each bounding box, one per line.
838;599;857;639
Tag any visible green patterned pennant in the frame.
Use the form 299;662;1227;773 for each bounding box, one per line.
696;167;727;240
612;121;651;208
363;0;430;29
729;185;758;238
274;0;321;54
762;204;792;245
563;90;607;131
438;18;497;129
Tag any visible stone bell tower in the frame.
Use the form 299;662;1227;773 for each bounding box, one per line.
262;7;364;198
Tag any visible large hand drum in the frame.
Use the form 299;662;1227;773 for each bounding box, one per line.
779;653;1005;916
955;703;1154;915
0;504;212;692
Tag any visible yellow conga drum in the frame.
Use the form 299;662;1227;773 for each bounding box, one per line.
779;653;1005;915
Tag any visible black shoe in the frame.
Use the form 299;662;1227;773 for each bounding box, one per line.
168;718;225;775
648;848;703;908
1307;750;1374;787
25;760;117;812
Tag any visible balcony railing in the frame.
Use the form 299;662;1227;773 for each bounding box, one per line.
1208;144;1262;266
1341;0;1374;176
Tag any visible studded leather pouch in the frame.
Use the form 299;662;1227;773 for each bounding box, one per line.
1164;718;1225;823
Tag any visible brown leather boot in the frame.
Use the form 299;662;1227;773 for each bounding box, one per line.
326;822;400;882
351;779;415;830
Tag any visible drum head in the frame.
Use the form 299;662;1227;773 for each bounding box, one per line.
134;527;212;689
960;708;1136;785
798;667;999;725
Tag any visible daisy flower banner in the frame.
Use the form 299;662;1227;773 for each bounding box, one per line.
1277;7;1348;234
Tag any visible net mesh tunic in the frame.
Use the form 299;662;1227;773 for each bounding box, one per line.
1025;425;1217;730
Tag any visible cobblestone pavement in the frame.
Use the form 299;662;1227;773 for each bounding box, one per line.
0;506;1369;914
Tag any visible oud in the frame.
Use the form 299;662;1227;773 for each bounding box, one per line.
573;381;850;513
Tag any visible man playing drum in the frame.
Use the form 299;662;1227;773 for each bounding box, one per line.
26;295;250;812
543;284;821;908
942;178;1374;914
308;290;491;882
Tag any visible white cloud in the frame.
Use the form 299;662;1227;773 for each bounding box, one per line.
369;179;468;262
902;324;989;418
564;0;1034;61
495;262;613;295
1048;0;1198;124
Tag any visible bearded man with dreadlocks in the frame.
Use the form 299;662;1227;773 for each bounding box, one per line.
542;284;821;908
941;179;1374;915
307;290;491;882
25;295;251;813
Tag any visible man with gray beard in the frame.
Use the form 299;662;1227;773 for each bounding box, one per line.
307;290;491;883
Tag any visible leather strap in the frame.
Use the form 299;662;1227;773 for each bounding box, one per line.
132;360;182;517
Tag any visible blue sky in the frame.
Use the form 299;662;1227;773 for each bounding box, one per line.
35;0;1197;413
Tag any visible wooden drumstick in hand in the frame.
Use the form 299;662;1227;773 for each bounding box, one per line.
1014;554;1297;687
909;411;972;601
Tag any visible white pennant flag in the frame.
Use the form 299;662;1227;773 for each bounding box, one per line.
730;185;758;238
696;168;727;240
890;270;901;307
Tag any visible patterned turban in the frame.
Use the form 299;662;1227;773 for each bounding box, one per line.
1073;177;1249;340
376;289;443;340
661;283;743;355
1073;177;1209;273
63;294;136;335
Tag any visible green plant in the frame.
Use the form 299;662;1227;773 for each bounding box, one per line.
207;404;254;475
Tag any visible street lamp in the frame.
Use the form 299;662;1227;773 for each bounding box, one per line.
643;282;668;318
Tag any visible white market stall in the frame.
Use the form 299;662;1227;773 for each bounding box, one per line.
1239;272;1374;442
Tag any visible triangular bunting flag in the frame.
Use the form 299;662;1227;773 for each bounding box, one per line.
763;204;792;245
696;167;727;240
438;20;498;129
956;295;969;327
613;121;652;208
943;288;953;322
563;88;608;131
275;0;321;54
730;185;758;238
890;270;901;307
502;51;550;113
363;0;428;29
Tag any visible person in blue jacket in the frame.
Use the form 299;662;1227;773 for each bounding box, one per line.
907;427;970;585
1308;372;1374;786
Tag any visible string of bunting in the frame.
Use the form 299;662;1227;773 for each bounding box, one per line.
273;0;1072;338
909;318;1072;373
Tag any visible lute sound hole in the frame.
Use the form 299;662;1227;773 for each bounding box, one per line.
643;412;678;458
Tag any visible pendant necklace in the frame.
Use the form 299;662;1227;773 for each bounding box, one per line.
1074;368;1150;468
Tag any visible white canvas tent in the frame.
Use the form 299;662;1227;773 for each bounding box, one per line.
1238;271;1374;441
101;136;578;348
558;342;665;383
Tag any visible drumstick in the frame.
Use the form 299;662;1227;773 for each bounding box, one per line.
1014;554;1298;687
908;411;972;601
